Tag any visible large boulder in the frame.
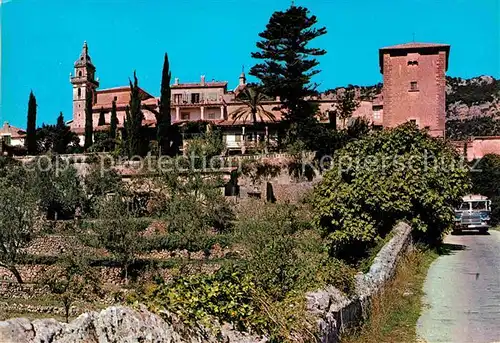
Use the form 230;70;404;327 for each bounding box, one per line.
0;306;185;343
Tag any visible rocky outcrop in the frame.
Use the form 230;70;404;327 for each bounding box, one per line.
0;306;187;343
0;306;267;343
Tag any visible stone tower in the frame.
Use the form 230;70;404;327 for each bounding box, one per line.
379;42;450;137
70;41;99;129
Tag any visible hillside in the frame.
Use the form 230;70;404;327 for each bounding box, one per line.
324;75;500;120
446;75;500;120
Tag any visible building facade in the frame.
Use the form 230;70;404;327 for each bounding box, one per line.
68;41;450;150
379;42;450;137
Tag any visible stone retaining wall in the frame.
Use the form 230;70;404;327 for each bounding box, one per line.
306;222;413;343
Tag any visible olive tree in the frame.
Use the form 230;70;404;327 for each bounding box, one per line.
0;184;40;283
83;196;147;282
44;252;101;323
313;123;470;256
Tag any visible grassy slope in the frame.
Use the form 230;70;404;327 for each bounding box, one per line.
342;247;438;343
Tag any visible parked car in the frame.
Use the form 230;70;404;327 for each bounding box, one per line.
454;194;491;234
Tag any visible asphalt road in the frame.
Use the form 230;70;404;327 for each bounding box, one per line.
417;230;500;343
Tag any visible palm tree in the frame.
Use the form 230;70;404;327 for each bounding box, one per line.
230;87;276;144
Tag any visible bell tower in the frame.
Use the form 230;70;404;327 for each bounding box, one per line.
70;41;99;128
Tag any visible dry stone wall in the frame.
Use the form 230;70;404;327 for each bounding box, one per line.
306;222;413;343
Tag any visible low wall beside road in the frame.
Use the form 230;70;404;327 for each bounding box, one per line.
306;222;413;343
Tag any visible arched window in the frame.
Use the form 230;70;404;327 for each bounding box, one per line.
78;71;82;77
77;88;81;97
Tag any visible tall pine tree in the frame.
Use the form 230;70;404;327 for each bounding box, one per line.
84;88;93;150
250;5;327;125
124;71;145;157
110;98;118;150
157;53;172;156
25;91;37;155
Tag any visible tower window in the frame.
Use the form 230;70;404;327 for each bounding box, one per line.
407;60;419;66
78;71;82;77
409;81;419;91
77;88;81;97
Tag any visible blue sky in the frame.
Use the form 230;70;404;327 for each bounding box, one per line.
1;0;499;129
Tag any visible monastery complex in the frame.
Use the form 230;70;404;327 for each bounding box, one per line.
67;41;450;152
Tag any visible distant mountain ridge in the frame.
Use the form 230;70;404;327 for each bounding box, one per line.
323;76;500;120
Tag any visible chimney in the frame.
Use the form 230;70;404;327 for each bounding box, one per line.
174;77;179;85
200;75;205;86
3;122;9;130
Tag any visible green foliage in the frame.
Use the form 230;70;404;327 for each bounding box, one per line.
446;76;500;107
158;53;172;155
0;183;39;283
109;99;118;150
156;169;234;246
89;130;115;152
36;113;80;154
470;154;500;224
26;91;38;155
142;266;262;331
141;233;232;253
98;108;106;126
332;89;360;128
124;71;147;157
43;252;102;323
250;5;327;126
446;116;500;140
231;87;276;144
240;160;281;189
184;129;225;169
137;202;356;340
83;165;124;216
83;196;148;281
84;88;93;150
235;202;355;300
313;123;471;257
20;157;86;220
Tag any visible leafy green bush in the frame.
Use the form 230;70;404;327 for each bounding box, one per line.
235;201;355;298
140;266;263;331
470;154;500;224
313;123;470;256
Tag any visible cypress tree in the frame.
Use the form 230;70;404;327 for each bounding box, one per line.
53;112;73;154
25;91;37;155
110;99;118;150
98;107;106;126
157;53;172;155
250;5;327;125
124;71;145;157
84;88;93;150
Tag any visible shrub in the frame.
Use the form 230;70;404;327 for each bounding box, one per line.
313;123;470;257
141;266;263;331
470;154;500;224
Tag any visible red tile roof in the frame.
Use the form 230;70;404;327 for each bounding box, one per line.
379;42;450;72
380;42;450;50
171;81;228;89
0;123;26;139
